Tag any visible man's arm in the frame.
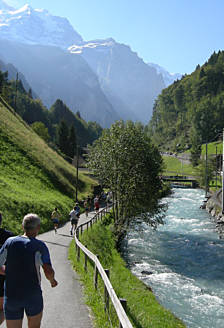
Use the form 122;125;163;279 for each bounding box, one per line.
42;264;58;287
0;266;5;275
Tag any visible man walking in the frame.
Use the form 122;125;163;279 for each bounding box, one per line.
0;213;58;328
51;207;60;234
69;206;79;235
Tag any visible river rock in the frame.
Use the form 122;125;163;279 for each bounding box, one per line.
211;209;216;217
141;270;153;275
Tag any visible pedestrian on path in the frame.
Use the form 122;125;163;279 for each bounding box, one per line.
74;203;80;216
69;207;79;235
87;196;91;212
0;213;58;328
94;196;100;213
0;212;14;325
83;199;89;218
51;207;60;233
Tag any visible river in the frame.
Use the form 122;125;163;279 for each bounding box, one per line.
122;188;224;328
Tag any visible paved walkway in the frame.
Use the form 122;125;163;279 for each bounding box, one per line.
2;212;95;328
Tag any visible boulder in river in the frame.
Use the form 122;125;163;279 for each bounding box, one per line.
141;270;153;275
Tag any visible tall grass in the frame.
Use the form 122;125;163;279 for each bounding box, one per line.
0;103;96;234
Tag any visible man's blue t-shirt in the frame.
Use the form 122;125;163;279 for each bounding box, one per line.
0;236;51;299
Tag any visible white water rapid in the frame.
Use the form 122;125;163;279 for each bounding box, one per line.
122;188;224;328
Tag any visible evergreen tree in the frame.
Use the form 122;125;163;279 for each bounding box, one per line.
28;88;33;99
57;120;69;155
0;70;7;94
190;128;202;166
199;68;206;79
76;111;81;119
68;125;77;158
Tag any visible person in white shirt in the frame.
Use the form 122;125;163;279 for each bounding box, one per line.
69;207;79;235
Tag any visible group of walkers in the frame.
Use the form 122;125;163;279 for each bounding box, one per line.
50;195;103;236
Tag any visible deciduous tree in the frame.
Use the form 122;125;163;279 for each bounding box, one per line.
87;121;164;233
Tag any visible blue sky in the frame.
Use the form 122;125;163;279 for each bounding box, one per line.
5;0;224;74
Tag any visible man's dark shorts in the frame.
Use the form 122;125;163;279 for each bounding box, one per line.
52;218;59;224
4;291;43;320
71;218;78;225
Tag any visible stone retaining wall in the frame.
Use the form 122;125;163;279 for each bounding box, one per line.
205;189;224;235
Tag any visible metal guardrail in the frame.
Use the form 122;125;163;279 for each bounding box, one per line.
74;206;133;328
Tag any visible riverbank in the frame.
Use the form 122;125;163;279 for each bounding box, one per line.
205;189;224;236
69;215;186;328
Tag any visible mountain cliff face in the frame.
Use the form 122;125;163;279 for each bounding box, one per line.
148;62;182;87
0;57;38;97
0;38;119;127
0;1;166;125
69;39;165;123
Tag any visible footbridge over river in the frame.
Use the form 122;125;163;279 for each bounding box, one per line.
162;175;199;188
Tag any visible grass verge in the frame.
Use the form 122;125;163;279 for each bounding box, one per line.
69;217;186;328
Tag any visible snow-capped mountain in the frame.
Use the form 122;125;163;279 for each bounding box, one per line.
148;63;182;87
0;0;82;48
0;0;166;125
0;0;13;10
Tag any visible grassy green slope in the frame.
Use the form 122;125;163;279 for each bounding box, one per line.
162;156;198;177
0;102;96;234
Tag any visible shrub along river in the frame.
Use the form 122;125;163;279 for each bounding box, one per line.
122;188;224;328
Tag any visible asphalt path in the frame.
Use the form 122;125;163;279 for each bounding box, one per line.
2;212;95;328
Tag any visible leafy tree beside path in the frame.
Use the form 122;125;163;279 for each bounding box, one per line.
87;121;164;234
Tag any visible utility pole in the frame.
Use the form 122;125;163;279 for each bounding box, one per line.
222;129;224;213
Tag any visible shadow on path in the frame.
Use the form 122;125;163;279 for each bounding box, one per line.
41;239;69;248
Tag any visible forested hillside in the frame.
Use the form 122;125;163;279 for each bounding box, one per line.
147;51;224;153
0;67;102;150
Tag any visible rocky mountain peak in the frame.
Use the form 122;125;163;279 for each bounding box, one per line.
0;0;14;11
0;2;83;48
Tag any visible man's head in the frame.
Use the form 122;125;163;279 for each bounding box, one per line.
22;213;40;233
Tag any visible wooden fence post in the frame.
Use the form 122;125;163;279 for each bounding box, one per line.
94;255;99;290
104;269;110;312
90;220;92;229
119;299;127;328
81;224;83;235
77;245;80;262
84;245;88;272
